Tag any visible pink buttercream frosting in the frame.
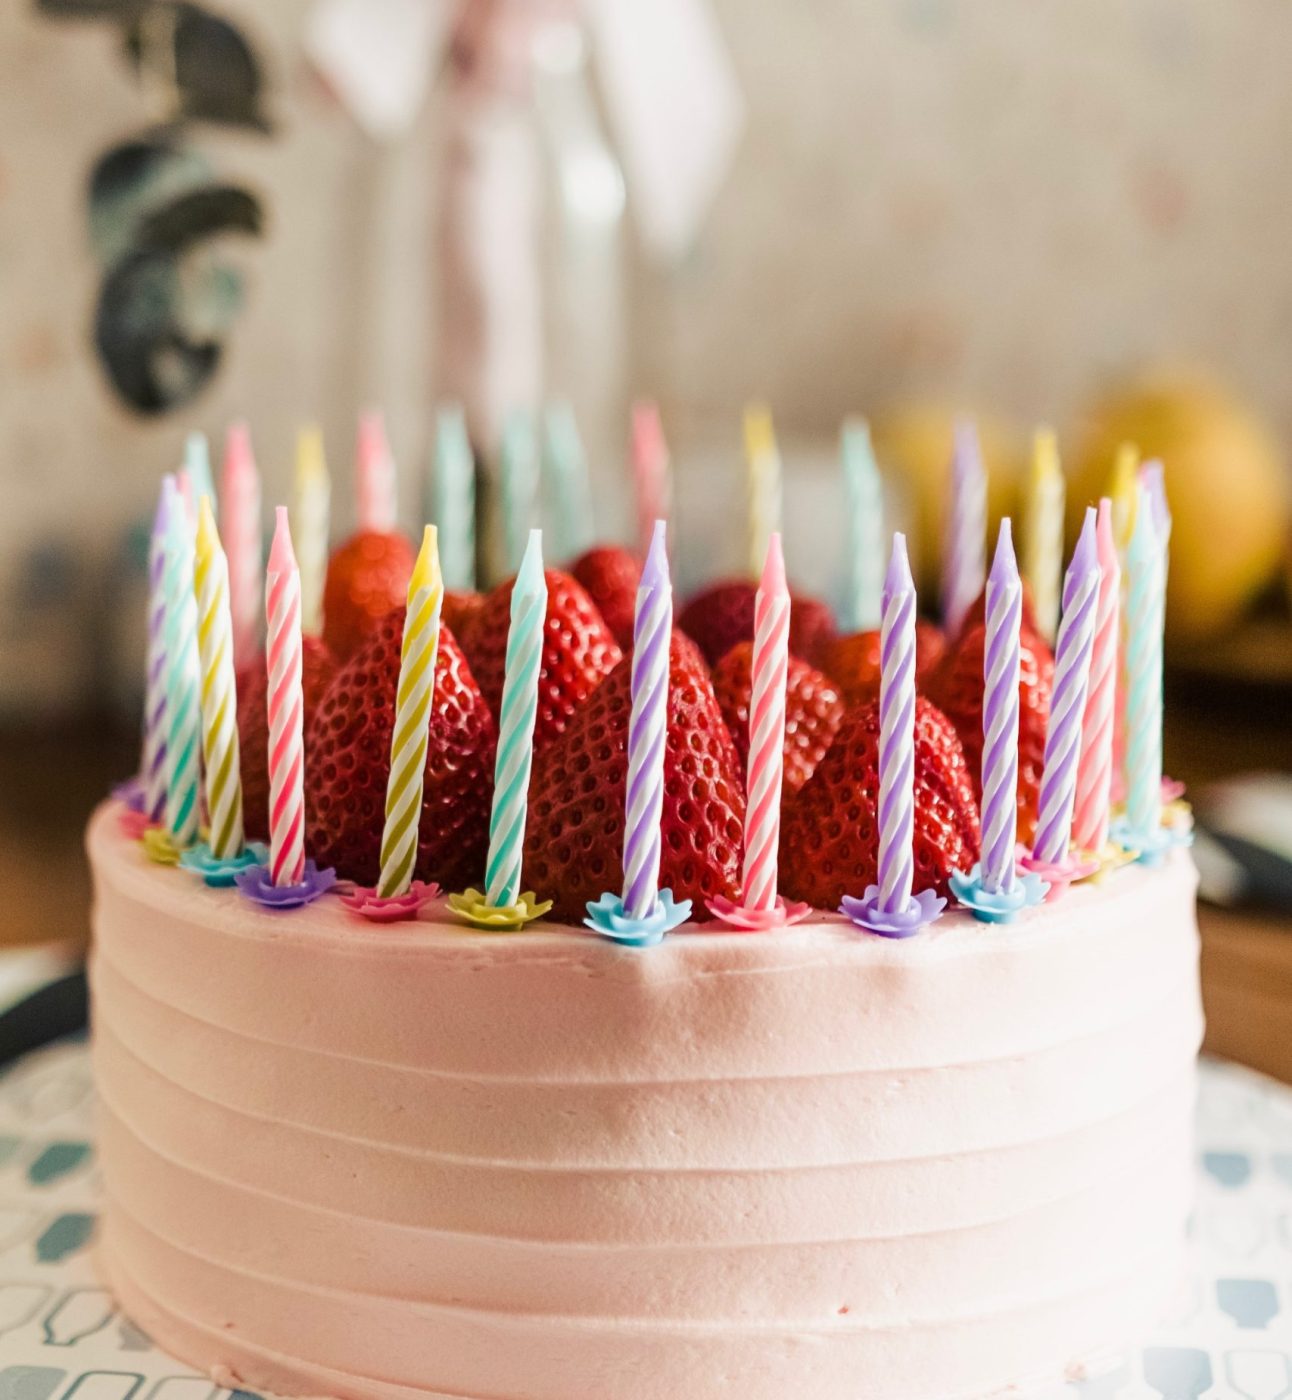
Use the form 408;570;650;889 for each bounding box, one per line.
87;801;1203;1400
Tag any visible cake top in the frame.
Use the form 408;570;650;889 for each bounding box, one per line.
115;405;1191;946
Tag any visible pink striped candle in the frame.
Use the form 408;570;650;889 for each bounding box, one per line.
980;520;1022;895
357;409;397;532
265;508;305;887
741;533;790;912
220;422;262;673
941;420;987;638
631;401;671;559
1072;500;1121;853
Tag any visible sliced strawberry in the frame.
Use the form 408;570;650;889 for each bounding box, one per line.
817;621;945;706
461;569;622;750
322;529;416;662
711;641;844;797
779;697;980;908
571;545;641;650
523;631;745;920
679;578;837;667
237;637;337;842
305;612;496;888
924;621;1053;844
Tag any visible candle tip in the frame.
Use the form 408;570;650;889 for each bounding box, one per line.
154;473;178;535
642;519;670;588
990;518;1018;580
269;506;297;573
885;531;913;593
1139;458;1170;535
1128;487;1159;562
516;528;545;598
761;531;787;592
296;425;326;481
1095;498;1118;571
1071;506;1100;575
196;493;218;549
1032;426;1060;479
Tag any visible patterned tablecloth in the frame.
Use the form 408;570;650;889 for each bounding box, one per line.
0;1040;1286;1400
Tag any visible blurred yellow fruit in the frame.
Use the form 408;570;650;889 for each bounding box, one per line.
1070;373;1288;642
870;405;1025;600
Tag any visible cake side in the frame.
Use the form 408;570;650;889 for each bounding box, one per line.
89;802;1203;1400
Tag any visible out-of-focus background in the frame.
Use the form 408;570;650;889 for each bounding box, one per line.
1;2;1290;1069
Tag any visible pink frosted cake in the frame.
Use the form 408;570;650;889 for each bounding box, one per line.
91;421;1200;1398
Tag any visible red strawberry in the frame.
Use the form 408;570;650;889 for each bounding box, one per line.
322;529;416;662
461;569;622;750
817;621;946;706
779;697;981;908
924;621;1053;844
305;611;496;887
523;632;746;920
237;636;337;842
571;545;640;649
679;579;837;667
711;641;844;797
442;589;485;648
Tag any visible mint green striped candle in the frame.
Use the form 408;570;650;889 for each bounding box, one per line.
431;405;476;591
484;530;548;907
1122;492;1164;840
542;403;595;563
161;479;202;847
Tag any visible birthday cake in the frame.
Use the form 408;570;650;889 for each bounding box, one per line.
89;414;1202;1400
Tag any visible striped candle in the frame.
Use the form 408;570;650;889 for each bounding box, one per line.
744;404;782;580
377;526;444;898
1021;428;1065;644
194;498;244;858
294;426;330;638
631;401;671;560
432;404;476;591
1122;495;1165;840
840;418;884;633
1032;509;1101;866
875;534;917;914
941;420;987;638
1139;458;1171;584
623;520;672;920
980;520;1023;895
357;409;397;533
141;477;175;823
741;532;791;913
484;530;547;907
1072;500;1121;853
184;432;216;519
542;402;596;563
1108;442;1140;562
265;508;306;887
500;410;538;572
220;422;262;673
162;487;202;848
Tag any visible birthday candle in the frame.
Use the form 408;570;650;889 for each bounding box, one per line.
1108;442;1139;561
1032;509;1101;866
265;508;306;887
1122;495;1165;839
1072;500;1120;853
744;404;782;580
875;533;918;914
377;526;443;898
500;410;538;572
623;521;672;921
631;401;671;560
175;467;195;526
980;520;1023;895
839;417;884;632
220;422;262;673
742;532;791;912
484;530;547;907
184;431;216;521
194;498;244;859
1021;428;1065;644
161;485;202;848
431;404;476;591
542;402;596;562
941;420;987;638
141;478;173;823
357;408;397;533
1139;458;1171;582
294;426;330;638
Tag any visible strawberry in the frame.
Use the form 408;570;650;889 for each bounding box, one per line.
461;569;622;750
779;697;980;908
571;545;640;649
523;632;745;920
711;641;844;797
322;529;416;662
305;611;496;887
442;589;486;649
817;621;946;706
237;637;337;842
924;621;1053;843
679;579;837;667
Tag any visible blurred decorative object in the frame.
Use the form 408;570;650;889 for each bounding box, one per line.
1071;373;1289;644
1194;773;1292;910
37;0;269;413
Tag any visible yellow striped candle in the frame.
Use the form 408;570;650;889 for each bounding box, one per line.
294;426;330;638
1021;428;1065;644
744;404;783;580
377;526;444;898
1108;442;1140;563
194;498;245;859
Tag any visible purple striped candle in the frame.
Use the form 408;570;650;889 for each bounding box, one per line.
1032;509;1101;865
980;520;1023;895
876;534;917;913
141;476;177;822
622;521;672;921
